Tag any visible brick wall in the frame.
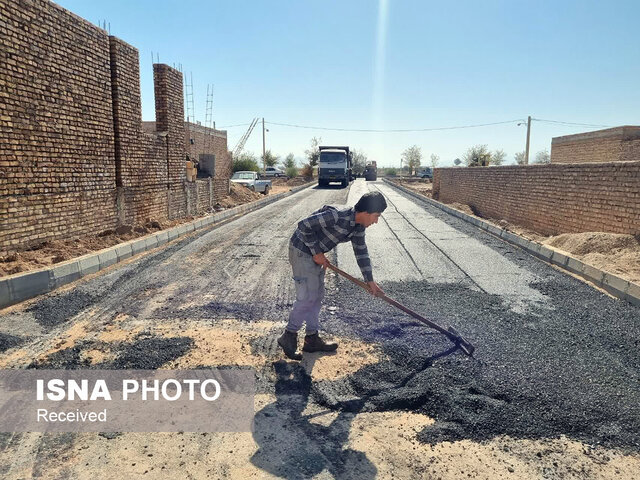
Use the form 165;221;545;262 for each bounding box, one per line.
110;36;168;225
0;0;118;249
432;162;640;236
144;121;232;203
551;126;640;164
0;0;232;252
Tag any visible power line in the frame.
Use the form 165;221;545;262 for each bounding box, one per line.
217;122;253;128
221;118;613;133
265;119;523;133
533;118;612;128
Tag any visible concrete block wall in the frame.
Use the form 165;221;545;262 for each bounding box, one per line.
432;161;640;236
0;0;118;249
551;126;640;164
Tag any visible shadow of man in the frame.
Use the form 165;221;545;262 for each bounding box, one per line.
251;360;377;480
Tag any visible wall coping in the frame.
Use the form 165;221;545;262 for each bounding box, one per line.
0;182;315;310
433;159;640;171
384;179;640;307
552;125;640;145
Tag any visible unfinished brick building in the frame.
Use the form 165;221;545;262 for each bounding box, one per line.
0;0;231;252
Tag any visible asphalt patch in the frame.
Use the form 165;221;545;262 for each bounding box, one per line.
27;290;97;328
314;275;640;452
27;335;194;370
0;332;23;352
110;335;194;369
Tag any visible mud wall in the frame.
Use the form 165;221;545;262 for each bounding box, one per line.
432;162;640;236
551;126;640;164
0;0;231;252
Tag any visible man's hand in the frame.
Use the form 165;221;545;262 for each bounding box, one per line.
312;252;330;269
367;281;384;297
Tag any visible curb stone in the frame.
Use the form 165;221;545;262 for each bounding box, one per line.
0;181;315;309
384;178;640;307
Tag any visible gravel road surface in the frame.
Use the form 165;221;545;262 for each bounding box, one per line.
0;179;638;479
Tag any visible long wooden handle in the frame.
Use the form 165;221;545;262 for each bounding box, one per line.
326;262;457;339
327;262;475;356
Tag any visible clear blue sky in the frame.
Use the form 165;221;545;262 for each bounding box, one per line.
56;0;640;167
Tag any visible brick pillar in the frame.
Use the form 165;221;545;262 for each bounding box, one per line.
154;64;185;185
154;64;186;218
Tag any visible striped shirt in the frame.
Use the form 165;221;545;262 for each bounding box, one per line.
290;205;373;282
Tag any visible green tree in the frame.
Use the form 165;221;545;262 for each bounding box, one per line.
514;151;526;165
430;153;440;168
352;149;367;176
492;149;506;166
305;137;322;167
401;145;422;174
283;153;296;169
533;149;550;164
262;150;279;168
233;152;260;172
463;145;491;166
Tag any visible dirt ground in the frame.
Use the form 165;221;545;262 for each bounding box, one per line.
390;178;640;286
0;178;312;278
1;311;638;479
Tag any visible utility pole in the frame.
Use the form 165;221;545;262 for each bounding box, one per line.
262;117;266;172
524;115;531;165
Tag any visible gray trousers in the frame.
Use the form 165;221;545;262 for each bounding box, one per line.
286;244;325;335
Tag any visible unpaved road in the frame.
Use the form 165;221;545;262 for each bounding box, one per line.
0;179;639;479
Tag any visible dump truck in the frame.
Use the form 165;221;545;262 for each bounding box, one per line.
364;161;377;181
318;146;353;188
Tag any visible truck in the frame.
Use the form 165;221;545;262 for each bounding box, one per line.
419;167;433;179
364;161;377;181
230;171;272;195
318;146;353;188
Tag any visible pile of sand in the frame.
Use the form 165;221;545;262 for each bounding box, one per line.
449;202;474;216
215;182;263;208
270;176;311;187
544;232;640;284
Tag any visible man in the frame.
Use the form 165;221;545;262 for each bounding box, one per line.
278;191;387;360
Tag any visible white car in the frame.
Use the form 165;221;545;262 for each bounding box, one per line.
262;167;286;178
231;171;272;194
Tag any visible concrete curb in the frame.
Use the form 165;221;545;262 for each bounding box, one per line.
0;181;316;309
383;178;640;307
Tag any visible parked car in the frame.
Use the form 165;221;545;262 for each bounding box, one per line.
419;168;433;179
262;166;286;178
231;171;272;194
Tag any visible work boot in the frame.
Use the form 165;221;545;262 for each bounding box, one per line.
277;330;302;360
303;333;338;353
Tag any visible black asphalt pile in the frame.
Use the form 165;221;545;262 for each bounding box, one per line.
27;290;98;328
0;333;23;353
109;335;193;369
27;335;194;370
314;263;640;452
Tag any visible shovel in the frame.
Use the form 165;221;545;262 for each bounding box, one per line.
326;262;475;356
